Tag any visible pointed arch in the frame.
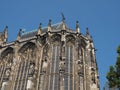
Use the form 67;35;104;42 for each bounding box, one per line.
66;34;75;45
18;42;36;53
18;42;38;61
51;33;61;44
14;42;38;90
1;47;14;63
0;47;14;89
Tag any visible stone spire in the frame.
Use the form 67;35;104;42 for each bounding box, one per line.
47;19;52;32
86;27;90;39
0;26;8;45
76;21;80;33
4;26;8;42
38;23;42;35
17;29;23;41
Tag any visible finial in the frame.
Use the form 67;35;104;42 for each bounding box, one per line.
76;21;80;33
19;29;22;36
86;27;90;39
61;12;65;23
39;23;42;29
5;26;8;29
3;26;8;42
48;19;52;32
86;27;89;34
38;23;42;35
48;19;52;27
4;26;8;32
17;29;23;40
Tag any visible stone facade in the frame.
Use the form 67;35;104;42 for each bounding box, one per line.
0;19;100;90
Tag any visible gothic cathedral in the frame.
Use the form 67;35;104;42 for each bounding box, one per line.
0;18;100;90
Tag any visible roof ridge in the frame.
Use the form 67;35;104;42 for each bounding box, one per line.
22;22;62;35
22;29;37;35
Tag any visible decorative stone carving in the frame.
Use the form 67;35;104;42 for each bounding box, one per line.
5;68;11;77
60;32;66;60
59;61;65;73
66;35;75;44
51;34;61;43
28;62;35;77
86;28;90;39
91;72;96;83
60;46;65;60
37;35;46;47
43;44;49;56
27;79;34;90
47;19;52;32
0;26;8;45
37;23;42;35
3;68;11;81
76;21;80;33
42;58;48;73
78;47;82;59
5;54;13;64
17;29;23;40
61;33;66;42
77;60;83;76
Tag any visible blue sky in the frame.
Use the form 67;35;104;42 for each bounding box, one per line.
0;0;120;89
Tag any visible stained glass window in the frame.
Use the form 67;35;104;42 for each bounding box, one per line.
64;46;73;90
48;45;60;90
14;61;29;90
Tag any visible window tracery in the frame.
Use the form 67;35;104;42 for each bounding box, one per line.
0;47;13;90
14;42;37;90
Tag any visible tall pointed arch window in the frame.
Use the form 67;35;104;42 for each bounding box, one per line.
0;47;14;90
48;34;61;90
38;43;50;90
14;42;37;90
64;45;73;90
64;35;75;90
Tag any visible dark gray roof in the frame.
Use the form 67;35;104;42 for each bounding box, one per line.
21;22;63;39
21;30;38;39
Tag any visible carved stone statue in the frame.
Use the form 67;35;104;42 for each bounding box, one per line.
4;68;11;80
61;46;65;58
43;44;49;56
61;34;65;42
59;61;65;73
91;72;96;83
77;60;83;76
78;47;82;59
42;57;48;73
29;63;35;76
